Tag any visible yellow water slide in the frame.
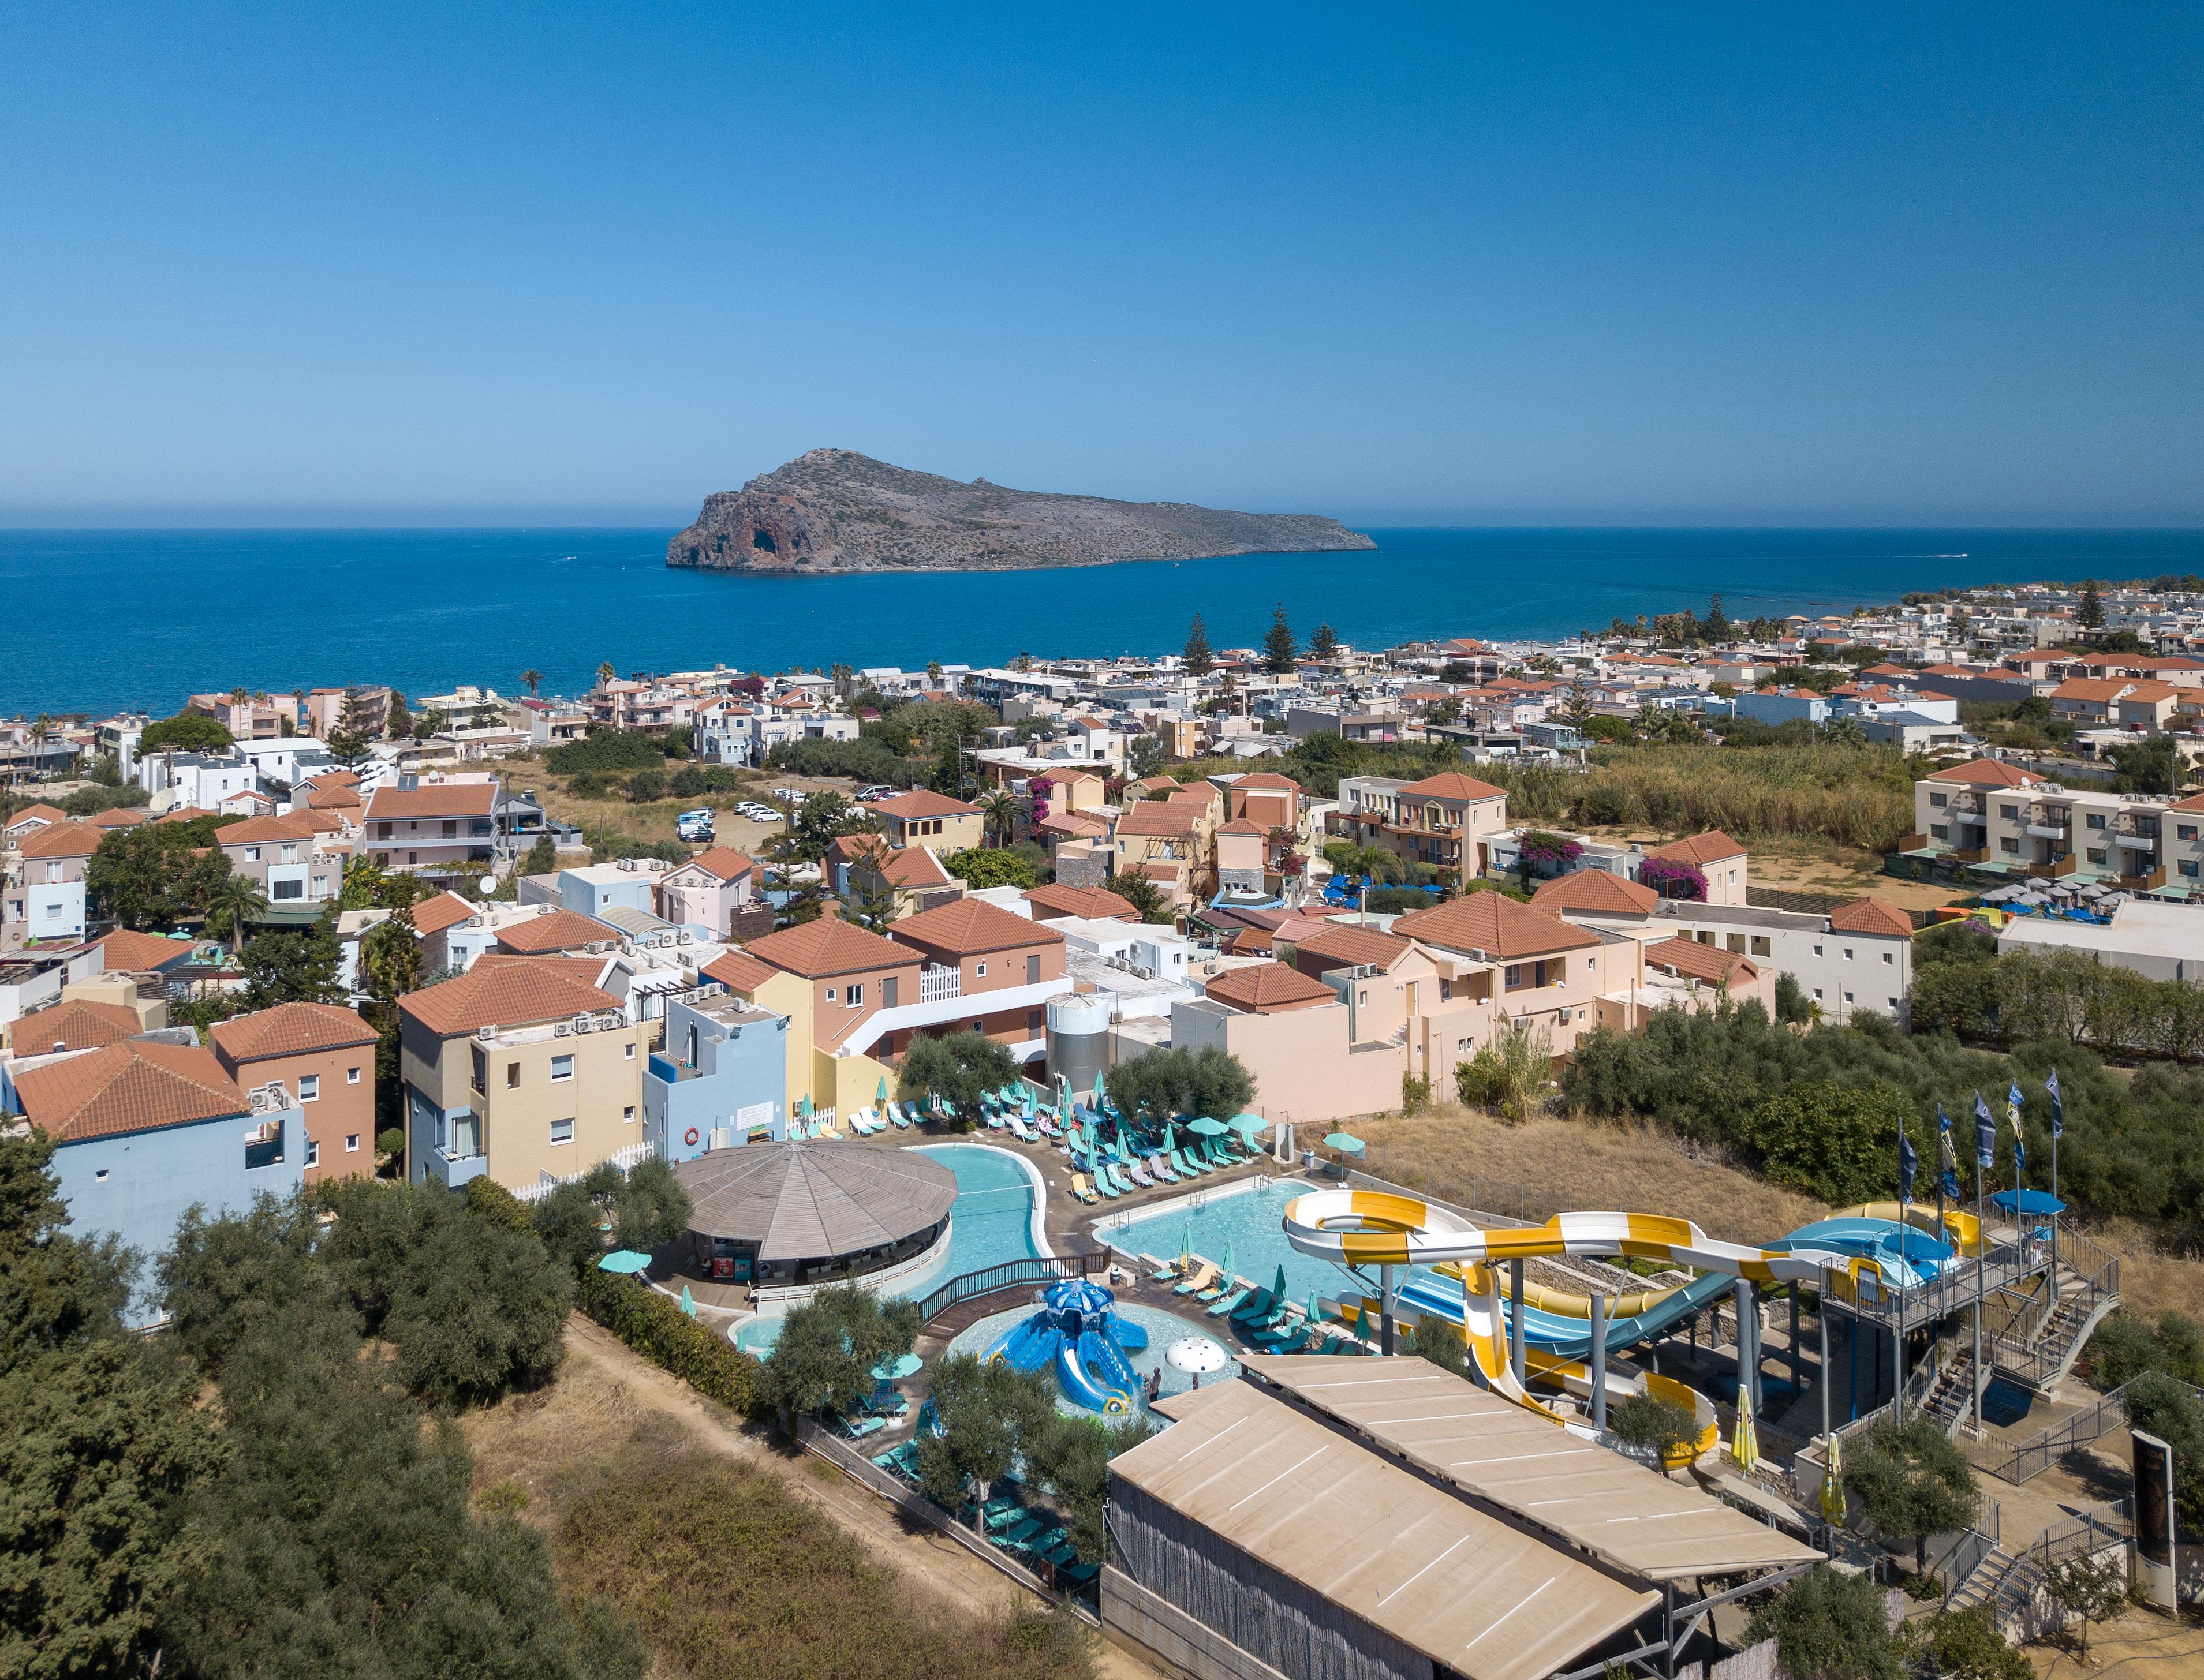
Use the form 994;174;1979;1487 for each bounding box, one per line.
1836;1201;1984;1256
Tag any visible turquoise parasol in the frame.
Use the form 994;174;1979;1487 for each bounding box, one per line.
1187;1115;1227;1136
871;1352;922;1382
1179;1219;1193;1266
1324;1132;1365;1155
1228;1112;1268;1137
1219;1241;1236;1285
679;1285;696;1317
597;1251;651;1274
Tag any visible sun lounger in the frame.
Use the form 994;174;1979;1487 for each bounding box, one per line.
1068;1173;1099;1205
1107;1161;1138;1195
1092;1169;1120;1200
1146;1151;1178;1184
1228;1288;1275;1324
889;1103;912;1129
1205;1287;1252;1318
1261;1327;1310;1355
841;1414;887;1438
1150;1259;1183;1282
1126;1159;1154;1188
1169;1146;1206;1177
1172;1263;1218;1296
1007;1114;1034;1142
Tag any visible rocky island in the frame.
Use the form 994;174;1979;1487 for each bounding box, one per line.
666;448;1375;574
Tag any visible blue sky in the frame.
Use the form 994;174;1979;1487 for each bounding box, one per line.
3;5;2199;526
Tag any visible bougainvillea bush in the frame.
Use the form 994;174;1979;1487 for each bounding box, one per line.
1639;856;1708;900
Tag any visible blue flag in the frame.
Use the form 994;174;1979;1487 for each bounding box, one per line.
1974;1092;1996;1170
2008;1079;2024;1139
2046;1067;2063;1139
1899;1129;1918;1203
2014;1133;2026;1182
1937;1103;1960;1200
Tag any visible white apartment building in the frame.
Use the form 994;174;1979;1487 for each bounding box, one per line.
1911;758;2204;891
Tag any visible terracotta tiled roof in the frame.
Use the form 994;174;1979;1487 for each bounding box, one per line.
94;928;193;972
495;908;619;954
1204;962;1338;1013
154;806;219;824
1216;817;1269;837
682;847;756;882
18;820;102;860
363;783;496;821
1231;772;1302;791
408;892;480;936
1130;776;1182;794
87;806;148;829
1646;830;1747;868
891;897;1062;958
2170;792;2204;814
1134;860;1181;884
470;952;609;987
1393;892;1600;959
211;1001;377;1061
1398;771;1507;803
305;783;364;810
1115;802;1201;839
215;814;321;846
1533;870;1661;916
873;846;955;889
1025;884;1137;922
874;790;981;819
1826;897;1915;938
1291;921;1412;970
16;1040;247;1142
1034;810;1108;837
4;802;67;832
743;918;917;979
1925;758;2040;789
703;949;780;994
8;998;144;1054
1644;937;1758;986
398;958;620;1037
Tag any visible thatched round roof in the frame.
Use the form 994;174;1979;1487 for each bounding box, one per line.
674;1143;958;1263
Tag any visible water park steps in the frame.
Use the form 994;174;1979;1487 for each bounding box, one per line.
1944;1543;2030;1618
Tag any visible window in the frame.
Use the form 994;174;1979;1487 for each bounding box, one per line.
550;1117;574;1144
506;1062;520;1088
1813;944;1824;957
346;1133;361;1152
245;845;262;862
1813;987;1824;1000
1999;837;2020;855
1888;997;1900;1009
280;844;298;863
1750;936;1770;956
623;1105;636;1124
624;1042;636;1059
95;1168;108;1182
976;962;987;978
2175;823;2198;841
2087;848;2108;864
2182;860;2201;879
1504;964;1522;986
550;1054;574;1082
471;1046;487;1092
347;1066;360;1084
1929;792;1947;808
2087;813;2107;830
1882;951;1895;964
846;982;864;1006
972;1020;984;1032
824;987;837;1002
1930;824;1949;840
1844;991;1854;1004
1843;948;1854;960
305;1138;320;1167
298;1074;320;1102
2000;804;2019;820
273;877;304;899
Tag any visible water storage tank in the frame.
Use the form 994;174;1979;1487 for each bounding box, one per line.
1046;993;1112;1094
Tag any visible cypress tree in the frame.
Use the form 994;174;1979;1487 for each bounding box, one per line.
1262;604;1298;674
1309;623;1341;660
1182;613;1213;676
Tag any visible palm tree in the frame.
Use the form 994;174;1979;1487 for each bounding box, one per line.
204;873;270;949
978;790;1019;847
595;661;617;689
520;669;544;698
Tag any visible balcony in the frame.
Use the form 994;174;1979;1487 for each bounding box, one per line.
918;964;962;1003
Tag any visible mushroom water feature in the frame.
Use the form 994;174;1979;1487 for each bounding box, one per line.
982;1277;1150;1415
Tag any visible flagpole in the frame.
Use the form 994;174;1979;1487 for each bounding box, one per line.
1896;1117;1908;1424
1973;1129;1985;1435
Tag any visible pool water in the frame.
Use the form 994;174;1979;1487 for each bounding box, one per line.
1108;1178;1395;1308
944;1299;1240;1416
733;1142;1048;1358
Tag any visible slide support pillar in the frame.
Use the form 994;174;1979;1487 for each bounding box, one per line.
1379;1264;1395;1356
1735;1278;1758;1419
1789;1288;1802;1399
1508;1258;1526;1382
1589;1290;1608;1431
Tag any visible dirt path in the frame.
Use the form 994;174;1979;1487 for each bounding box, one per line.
2029;1606;2204;1678
464;1316;1164;1680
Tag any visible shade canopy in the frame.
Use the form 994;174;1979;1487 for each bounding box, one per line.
871;1351;923;1381
1992;1188;2068;1215
597;1250;652;1274
1324;1132;1365;1155
1186;1115;1227;1136
1227;1112;1269;1136
674;1143;957;1264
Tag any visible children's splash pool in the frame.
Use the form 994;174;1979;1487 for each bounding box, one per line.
944;1299;1239;1416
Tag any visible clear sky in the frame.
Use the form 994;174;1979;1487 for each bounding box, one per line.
4;5;2199;527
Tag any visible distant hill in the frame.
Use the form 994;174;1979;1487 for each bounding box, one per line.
666;449;1376;574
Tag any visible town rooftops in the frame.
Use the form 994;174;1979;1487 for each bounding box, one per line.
15;1040;248;1143
87;806;148;829
742;917;917;979
1115;802;1201;839
363;781;498;820
398;957;621;1037
1398;770;1507;803
1533;870;1661;916
495;908;621;955
1215;817;1268;837
92;928;196;972
1230;771;1302;791
1925;758;2042;788
890;897;1063;957
702;948;780;994
8;998;145;1054
4;802;68;834
1394;891;1600;959
873;790;981;820
1290;920;1413;970
214;813;322;846
1643;937;1758;986
410;891;483;936
211;1001;378;1062
1025;883;1137;922
18;820;102;860
1826;897;1915;938
1645;829;1747;868
1204;961;1338;1013
679;847;756;882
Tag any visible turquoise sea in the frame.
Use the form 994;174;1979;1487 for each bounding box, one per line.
5;526;2201;716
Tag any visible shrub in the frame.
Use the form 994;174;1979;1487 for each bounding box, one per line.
1741;1080;1911;1207
465;1174;537;1235
627;768;666;804
577;1267;764;1416
944;847;1038;890
1746;1565;1902;1680
1608;1393;1699;1461
549;731;666;774
2084;1309;2204;1390
897;1031;1021;1122
1918;1606;2030;1680
1842;1416;1979;1573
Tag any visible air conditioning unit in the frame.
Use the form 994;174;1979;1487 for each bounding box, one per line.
554;1023;571;1037
677;932;692;944
476;1024;496;1041
572;1015;593;1034
538;904;555;916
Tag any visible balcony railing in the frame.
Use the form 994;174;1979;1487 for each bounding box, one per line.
918;965;962;1003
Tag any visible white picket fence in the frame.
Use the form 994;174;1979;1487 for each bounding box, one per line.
510;1138;659;1204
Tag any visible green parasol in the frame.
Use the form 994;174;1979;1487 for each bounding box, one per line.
1187;1116;1227;1136
876;1075;889;1104
1179;1219;1193;1267
1324;1132;1365;1155
679;1285;696;1317
1228;1112;1269;1136
1219;1241;1236;1284
597;1251;651;1274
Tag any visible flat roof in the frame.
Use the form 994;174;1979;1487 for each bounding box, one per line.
1120;1377;1656;1680
1241;1356;1818;1580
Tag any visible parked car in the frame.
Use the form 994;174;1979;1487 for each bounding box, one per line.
856;784;896;802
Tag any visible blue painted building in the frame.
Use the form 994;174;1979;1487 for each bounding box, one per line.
10;1038;304;1324
644;994;789;1163
558;860;666;920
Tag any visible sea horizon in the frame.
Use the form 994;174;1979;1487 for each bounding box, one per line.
7;524;2201;718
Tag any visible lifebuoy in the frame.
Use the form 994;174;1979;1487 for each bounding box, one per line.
683;1127;700;1147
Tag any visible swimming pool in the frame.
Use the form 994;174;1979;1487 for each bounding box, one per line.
1103;1177;1381;1308
733;1142;1049;1356
944;1299;1240;1416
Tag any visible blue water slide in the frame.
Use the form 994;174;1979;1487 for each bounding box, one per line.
1772;1218;1955;1288
1394;1268;1740;1363
985;1315;1061;1374
1056;1331;1138;1413
1106;1311;1150;1353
